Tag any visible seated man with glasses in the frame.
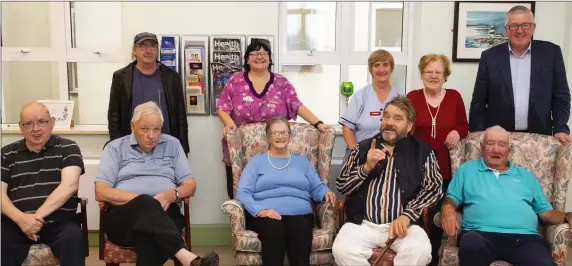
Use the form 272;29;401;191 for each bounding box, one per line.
236;117;336;266
469;5;571;143
2;102;86;266
441;126;572;266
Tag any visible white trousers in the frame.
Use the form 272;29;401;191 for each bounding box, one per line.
332;220;432;266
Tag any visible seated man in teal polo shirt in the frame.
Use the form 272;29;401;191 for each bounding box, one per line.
441;125;572;266
95;101;219;266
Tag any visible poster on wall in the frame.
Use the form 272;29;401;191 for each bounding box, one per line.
181;35;210;115
247;35;276;72
210;36;245;114
159;35;179;72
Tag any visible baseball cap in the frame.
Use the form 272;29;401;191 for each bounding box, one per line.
134;32;158;45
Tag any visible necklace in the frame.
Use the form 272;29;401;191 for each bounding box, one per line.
267;151;291;170
423;89;445;138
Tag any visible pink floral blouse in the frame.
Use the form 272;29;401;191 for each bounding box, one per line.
217;71;303;164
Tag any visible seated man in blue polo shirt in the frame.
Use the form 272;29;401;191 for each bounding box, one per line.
95;101;219;266
441;125;572;266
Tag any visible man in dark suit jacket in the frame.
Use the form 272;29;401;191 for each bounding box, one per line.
469;6;571;143
107;32;190;154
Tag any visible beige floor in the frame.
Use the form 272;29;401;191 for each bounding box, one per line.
85;246;235;266
86;246;572;266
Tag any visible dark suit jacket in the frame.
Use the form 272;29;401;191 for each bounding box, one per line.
107;61;190;153
469;40;570;135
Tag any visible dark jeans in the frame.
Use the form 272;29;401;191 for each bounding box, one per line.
458;230;556;266
246;212;314;266
104;194;185;266
428;178;450;266
226;164;233;199
1;216;85;266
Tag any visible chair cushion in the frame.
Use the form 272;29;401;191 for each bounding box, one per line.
234;228;334;252
22;244;59;266
103;240;137;263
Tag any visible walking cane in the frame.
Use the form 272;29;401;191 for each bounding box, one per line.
371;237;397;266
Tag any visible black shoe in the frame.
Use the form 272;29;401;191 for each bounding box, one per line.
190;251;219;266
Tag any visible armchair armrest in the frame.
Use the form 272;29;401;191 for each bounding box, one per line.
221;200;246;233
183;197;191;251
434;211;463;246
98;201;106;260
547;224;572;265
316;202;337;231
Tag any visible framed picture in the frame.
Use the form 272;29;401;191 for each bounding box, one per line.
452;1;535;62
37;100;75;129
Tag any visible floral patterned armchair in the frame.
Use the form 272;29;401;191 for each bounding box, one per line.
434;132;572;266
221;122;338;265
21;198;89;266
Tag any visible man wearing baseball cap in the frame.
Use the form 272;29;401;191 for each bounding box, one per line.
107;32;190;155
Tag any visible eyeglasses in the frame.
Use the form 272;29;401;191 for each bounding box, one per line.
249;52;269;58
506;23;534;31
136;43;158;50
423;71;443;76
21;120;50;129
269;131;290;137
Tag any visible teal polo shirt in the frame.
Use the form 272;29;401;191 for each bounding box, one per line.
446;159;552;235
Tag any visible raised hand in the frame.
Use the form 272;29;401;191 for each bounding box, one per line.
364;138;387;173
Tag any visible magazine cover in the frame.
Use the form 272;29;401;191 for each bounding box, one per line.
160;36;177;71
211;38;243;101
185;46;206;114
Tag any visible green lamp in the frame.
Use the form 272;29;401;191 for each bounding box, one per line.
340;81;354;106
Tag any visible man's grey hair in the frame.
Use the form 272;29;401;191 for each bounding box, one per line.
505;5;535;26
480;125;511;147
131;101;164;123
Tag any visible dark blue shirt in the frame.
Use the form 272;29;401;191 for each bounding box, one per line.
131;67;170;134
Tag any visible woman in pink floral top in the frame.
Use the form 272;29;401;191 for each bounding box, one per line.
217;39;329;198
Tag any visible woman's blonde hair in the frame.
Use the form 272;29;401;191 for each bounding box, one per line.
368;49;395;75
418;53;452;81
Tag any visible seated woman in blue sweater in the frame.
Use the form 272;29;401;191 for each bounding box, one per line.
237;117;336;266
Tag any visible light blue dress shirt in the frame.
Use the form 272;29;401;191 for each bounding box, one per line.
509;42;532;131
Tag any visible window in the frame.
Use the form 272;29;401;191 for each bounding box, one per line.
286;2;337;52
282;65;341;124
1;2;126;126
279;2;413;125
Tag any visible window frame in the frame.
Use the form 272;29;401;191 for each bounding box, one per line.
278;2;415;124
1;2;127;127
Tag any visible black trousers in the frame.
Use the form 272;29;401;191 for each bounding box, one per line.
226;164;233;199
458;230;556;266
428;179;450;266
1;216;85;266
246;212;314;266
104;194;185;266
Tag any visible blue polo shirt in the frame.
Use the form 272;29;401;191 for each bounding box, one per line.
447;159;552;235
95;134;192;196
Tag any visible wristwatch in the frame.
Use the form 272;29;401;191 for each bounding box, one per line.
313;120;324;129
174;189;180;201
565;212;572;223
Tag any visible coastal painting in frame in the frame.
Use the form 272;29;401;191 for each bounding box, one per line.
452;1;535;62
